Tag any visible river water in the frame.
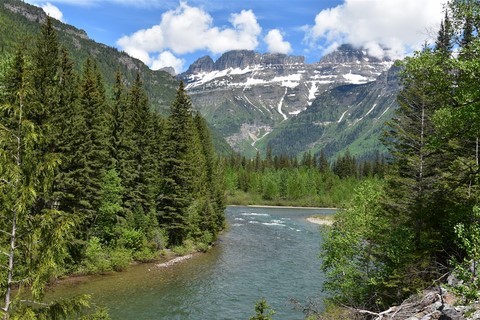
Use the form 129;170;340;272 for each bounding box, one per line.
46;206;333;319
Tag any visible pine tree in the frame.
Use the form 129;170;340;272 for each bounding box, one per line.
128;74;152;214
74;59;111;221
194;113;225;236
158;82;200;245
0;46;76;320
435;10;453;54
110;71;137;216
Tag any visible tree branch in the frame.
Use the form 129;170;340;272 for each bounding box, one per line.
19;300;50;307
0;178;12;186
0;229;12;237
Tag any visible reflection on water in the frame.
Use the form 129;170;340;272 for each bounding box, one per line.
46;206;334;320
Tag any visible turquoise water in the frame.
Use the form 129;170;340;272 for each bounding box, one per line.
46;206;333;319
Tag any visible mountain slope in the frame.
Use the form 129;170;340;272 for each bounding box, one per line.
0;0;177;114
0;0;232;153
180;45;398;158
257;66;400;159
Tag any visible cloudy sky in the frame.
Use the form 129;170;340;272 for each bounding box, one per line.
26;0;448;74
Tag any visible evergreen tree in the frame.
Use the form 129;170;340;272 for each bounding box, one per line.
194;113;225;235
0;45;82;320
158;82;199;245
74;59;111;221
128;74;153;214
435;10;453;54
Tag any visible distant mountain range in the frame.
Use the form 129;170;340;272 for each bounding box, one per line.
180;45;399;158
1;0;401;160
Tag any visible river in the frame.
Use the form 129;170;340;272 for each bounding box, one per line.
46;206;333;319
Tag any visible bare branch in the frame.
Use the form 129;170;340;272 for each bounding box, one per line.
19;300;50;307
0;178;12;186
0;229;12;237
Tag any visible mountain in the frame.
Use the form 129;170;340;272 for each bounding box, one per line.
1;0;399;160
0;0;178;114
179;44;398;158
258;66;400;159
0;0;233;153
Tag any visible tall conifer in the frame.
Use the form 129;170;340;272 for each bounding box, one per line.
158;82;199;245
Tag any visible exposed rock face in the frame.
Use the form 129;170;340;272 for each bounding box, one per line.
185;56;215;74
179;45;396;157
159;66;176;76
3;1;89;39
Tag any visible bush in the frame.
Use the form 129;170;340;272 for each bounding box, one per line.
172;239;195;255
116;227;145;251
109;247;132;272
83;237;112;273
133;247;157;262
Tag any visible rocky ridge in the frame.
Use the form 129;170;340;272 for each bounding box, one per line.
179;44;396;156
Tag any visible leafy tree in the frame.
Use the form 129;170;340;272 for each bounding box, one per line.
451;206;480;302
321;180;388;308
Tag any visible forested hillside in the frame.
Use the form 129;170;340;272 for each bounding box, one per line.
321;0;480;317
0;18;225;319
0;0;177;113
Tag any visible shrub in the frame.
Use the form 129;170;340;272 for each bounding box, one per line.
109;247;132;272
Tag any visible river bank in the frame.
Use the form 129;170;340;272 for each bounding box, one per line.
230;204;337;226
45;206;328;319
233;204;337;210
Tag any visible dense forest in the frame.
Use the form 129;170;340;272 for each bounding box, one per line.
0;18;225;319
224;149;386;207
320;0;480;316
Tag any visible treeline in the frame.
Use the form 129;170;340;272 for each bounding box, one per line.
321;0;480;315
0;18;224;319
224;149;385;207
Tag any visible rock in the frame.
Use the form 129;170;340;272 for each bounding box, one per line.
185;56;215;74
441;307;465;320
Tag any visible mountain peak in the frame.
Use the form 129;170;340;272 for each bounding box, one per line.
183;50;306;75
320;44;391;64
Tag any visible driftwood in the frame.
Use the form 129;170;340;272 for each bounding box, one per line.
155;254;194;269
350;287;471;320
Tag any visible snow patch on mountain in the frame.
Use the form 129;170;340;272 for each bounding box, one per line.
343;72;371;84
338;109;349;123
277;88;288;120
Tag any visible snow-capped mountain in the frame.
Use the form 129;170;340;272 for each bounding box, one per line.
179;44;397;157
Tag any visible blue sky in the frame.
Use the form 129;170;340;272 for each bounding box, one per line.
27;0;447;74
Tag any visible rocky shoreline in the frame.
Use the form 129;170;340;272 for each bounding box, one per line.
360;287;480;320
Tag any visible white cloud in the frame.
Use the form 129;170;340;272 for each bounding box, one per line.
150;51;185;74
41;2;64;21
305;0;448;59
264;29;292;54
26;0;178;8
116;2;261;70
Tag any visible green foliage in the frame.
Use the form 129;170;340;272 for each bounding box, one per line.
321;1;480;311
224;160;367;208
321;180;388;308
9;295;111;320
172;239;196;256
83;237;112;274
109;247;132;272
249;298;275;320
450;206;480;302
